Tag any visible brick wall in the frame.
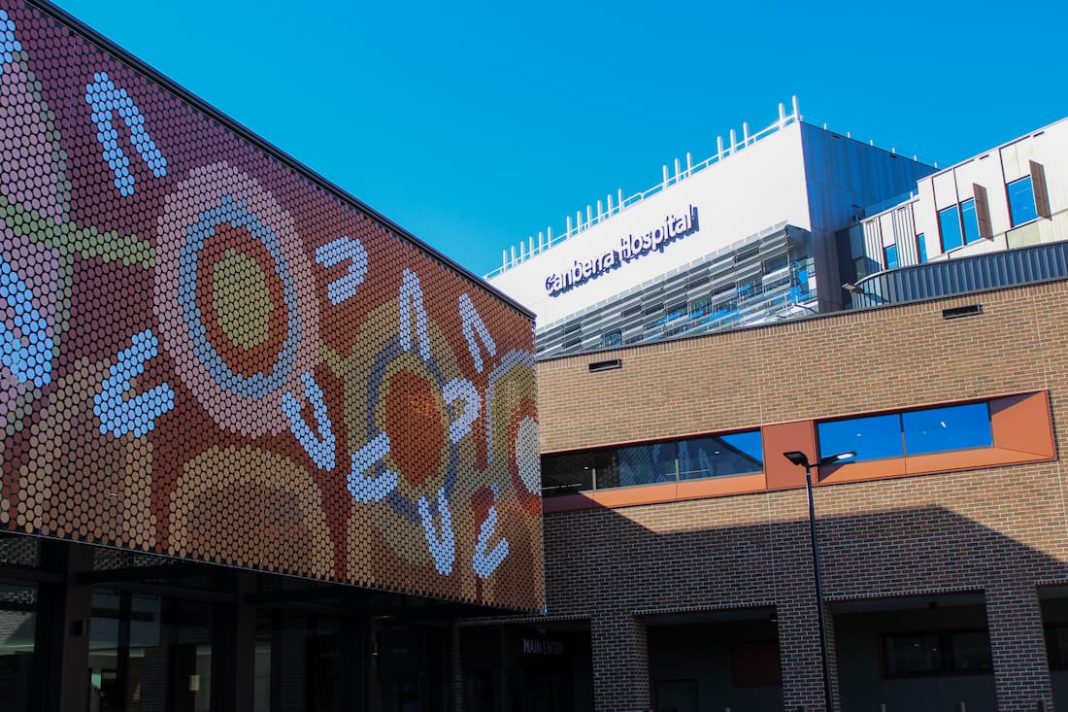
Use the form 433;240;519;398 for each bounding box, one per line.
532;281;1068;711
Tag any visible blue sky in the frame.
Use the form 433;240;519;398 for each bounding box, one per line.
55;0;1068;277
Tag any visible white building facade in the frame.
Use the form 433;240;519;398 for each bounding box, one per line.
488;102;934;357
852;117;1068;279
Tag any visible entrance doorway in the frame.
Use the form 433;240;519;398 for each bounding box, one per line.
87;590;213;712
646;607;782;712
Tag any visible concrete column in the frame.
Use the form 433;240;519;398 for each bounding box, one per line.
985;585;1053;711
591;613;650;712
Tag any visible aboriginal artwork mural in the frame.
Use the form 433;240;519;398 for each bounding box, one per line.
0;1;543;611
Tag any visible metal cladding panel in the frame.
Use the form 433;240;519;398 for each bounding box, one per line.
853;240;1068;309
0;1;543;611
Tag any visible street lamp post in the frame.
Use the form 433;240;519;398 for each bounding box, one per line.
783;450;855;712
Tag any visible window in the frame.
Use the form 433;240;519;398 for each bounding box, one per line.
818;413;904;462
540;450;604;493
818;401;994;462
960;198;981;244
901;402;992;455
678;431;764;480
883;630;992;677
883;243;899;269
916;233;928;263
615;442;677;487
1008;175;1038;226
541;430;763;494
600;330;622;349
938;205;964;252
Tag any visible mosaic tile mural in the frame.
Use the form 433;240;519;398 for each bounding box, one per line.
0;1;543;610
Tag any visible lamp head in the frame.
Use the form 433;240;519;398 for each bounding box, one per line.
817;451;857;467
783;451;810;468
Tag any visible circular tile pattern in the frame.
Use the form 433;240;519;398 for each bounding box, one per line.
0;4;543;612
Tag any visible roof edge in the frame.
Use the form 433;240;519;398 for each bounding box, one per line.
26;0;535;321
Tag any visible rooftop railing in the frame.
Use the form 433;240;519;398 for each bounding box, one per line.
485;98;804;279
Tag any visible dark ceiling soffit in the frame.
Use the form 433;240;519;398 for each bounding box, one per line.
26;0;535;321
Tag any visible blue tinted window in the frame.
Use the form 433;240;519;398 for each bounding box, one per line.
961;198;981;244
902;402;992;455
884;243;899;269
916;234;928;263
678;431;764;480
818;413;904;462
1008;176;1038;227
938;206;963;251
616;442;677;487
601;330;622;348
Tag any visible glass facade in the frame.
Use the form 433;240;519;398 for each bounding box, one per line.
818;402;993;462
0;579;35;712
541;430;764;494
88;592;213;712
1008;176;1038;226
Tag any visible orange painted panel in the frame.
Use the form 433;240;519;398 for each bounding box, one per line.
991;391;1055;457
763;421;817;490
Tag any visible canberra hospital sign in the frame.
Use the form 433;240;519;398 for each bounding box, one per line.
543;205;700;297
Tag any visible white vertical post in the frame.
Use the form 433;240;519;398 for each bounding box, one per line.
617;188;624;209
546;227;553;246
662;164;669;188
501;249;507;270
519;240;526;260
566;215;572;236
576;211;582;230
528;235;535;255
596;200;603;220
607;194;614;214
792;95;800;119
778;102;786;127
743;121;750;145
510;245;516;265
673;158;681;181
686;152;693;175
586;204;592;226
729;129;737;154
716;136;724;160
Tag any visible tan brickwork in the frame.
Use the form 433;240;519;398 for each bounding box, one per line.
534;281;1068;712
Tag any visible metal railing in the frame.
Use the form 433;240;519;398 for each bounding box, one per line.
485;98;804;279
850;236;1068;310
